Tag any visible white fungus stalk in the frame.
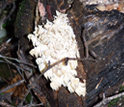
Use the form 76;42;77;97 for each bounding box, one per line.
28;11;86;97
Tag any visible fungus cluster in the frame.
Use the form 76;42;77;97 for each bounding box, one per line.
28;11;86;96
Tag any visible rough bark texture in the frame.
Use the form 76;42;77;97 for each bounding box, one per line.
14;0;124;107
83;9;124;106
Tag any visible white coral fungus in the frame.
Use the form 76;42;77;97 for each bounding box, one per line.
28;11;86;97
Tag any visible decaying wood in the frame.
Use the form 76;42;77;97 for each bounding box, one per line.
14;0;124;107
83;8;124;106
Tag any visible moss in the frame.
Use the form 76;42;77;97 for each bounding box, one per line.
15;0;26;29
108;98;118;107
119;85;124;92
25;93;32;103
19;0;26;10
14;0;36;38
108;85;124;107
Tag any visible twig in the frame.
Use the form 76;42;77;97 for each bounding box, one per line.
0;76;9;84
0;0;17;23
89;50;99;59
6;59;13;78
0;80;25;94
94;91;124;107
2;2;16;23
19;90;30;106
34;57;96;83
2;57;33;72
95;77;103;89
19;85;43;107
0;54;36;68
16;66;26;82
0;101;14;107
0;60;5;63
0;54;34;85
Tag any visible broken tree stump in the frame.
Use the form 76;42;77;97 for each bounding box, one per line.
14;0;124;106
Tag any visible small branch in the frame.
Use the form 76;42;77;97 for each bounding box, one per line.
34;57;95;83
19;90;30;106
0;0;17;23
1;57;34;72
0;76;9;84
0;80;25;94
6;59;13;78
16;67;26;82
0;54;36;68
89;50;99;60
95;77;103;89
94;91;124;107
